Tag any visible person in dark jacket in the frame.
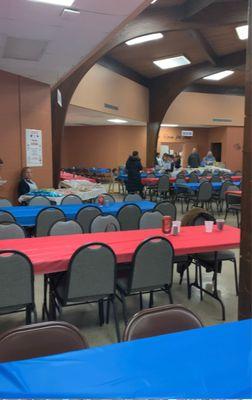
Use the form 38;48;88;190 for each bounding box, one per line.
125;151;143;196
18;167;38;197
188;148;201;168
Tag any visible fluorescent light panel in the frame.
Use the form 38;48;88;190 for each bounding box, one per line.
235;25;249;40
107;119;128;124
161;124;178;127
30;0;75;6
151;0;158;4
62;8;80;15
126;33;163;46
203;70;234;81
154;55;191;70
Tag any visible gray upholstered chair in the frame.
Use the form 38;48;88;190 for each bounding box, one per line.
0;199;12;207
90;215;120;232
28;196;51;206
123;304;203;341
117;236;174;323
0;250;37;324
124;193;142;202
117;204;142;231
51;243;120;341
154;201;177;220
150;175;170;201
35;207;66;237
61;194;83;205
49;220;83;236
0;210;16;224
186;181;213;211
75;206;101;233
0;223;26;240
139;210;163;229
0;321;88;362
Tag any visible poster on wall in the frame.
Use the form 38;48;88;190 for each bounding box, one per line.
26;129;43;167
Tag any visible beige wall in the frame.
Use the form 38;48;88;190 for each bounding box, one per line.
62;125;147;168
163;92;245;127
70;64;149;123
0;70;53;203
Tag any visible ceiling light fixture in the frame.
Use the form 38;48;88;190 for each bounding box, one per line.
151;0;158;4
153;55;191;70
161;124;179;127
107;119;128;124
29;0;75;6
126;33;163;46
203;70;234;81
62;8;80;15
235;25;249;40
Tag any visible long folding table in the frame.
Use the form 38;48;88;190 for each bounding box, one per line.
0;319;250;398
0;201;155;227
0;225;240;274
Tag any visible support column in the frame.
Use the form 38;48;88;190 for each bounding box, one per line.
238;0;252;320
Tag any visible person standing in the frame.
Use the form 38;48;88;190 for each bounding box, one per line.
155;152;163;167
125;151;143;196
188;148;201;168
18;167;38;197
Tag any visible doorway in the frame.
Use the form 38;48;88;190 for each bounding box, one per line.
211;143;222;162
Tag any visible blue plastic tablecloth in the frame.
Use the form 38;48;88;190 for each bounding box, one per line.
118;172;163;181
174;181;241;191
88;168;110;174
0;201;155;227
0;319;251;398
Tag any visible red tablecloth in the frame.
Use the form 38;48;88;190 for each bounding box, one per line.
231;176;242;182
0;226;240;275
226;190;242;196
60;172;96;183
141;178;159;185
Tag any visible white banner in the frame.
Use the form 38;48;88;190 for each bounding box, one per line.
26;129;43;167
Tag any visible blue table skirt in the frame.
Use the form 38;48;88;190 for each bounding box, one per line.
0;201;155;227
0;319;251;398
174;181;240;191
118;172;163;181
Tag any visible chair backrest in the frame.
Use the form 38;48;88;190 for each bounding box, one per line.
226;187;241;206
139;211;163;229
211;175;222;182
0;199;12;207
0;321;88;362
154;201;177;220
61;194;83;205
75;206;101;233
147;173;155;178
192;212;215;226
188;173;199;183
197;181;212;201
28;196;51;206
35;207;66;237
49;220;83;236
124;193;142;202
64;243;116;302
90;215;120;232
181;208;215;226
157;175;170;192
117;204;142;231
0;210;16;224
123;305;203;341
0;250;34;311
129;236;174;292
219;180;233;200
233;170;242;176
202;169;211;176
94;194;116;204
0;223;26;240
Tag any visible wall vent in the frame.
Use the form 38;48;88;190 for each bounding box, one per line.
212;118;232;123
104;103;119;111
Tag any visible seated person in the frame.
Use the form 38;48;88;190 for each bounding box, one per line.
162;153;174;172
202;151;216;166
18;167;38;197
155;152;163;167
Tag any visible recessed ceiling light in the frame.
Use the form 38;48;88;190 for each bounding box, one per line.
203;70;234;81
161;124;179;127
62;8;80;15
126;33;163;46
107;119;128;124
235;25;249;40
29;0;75;6
151;0;158;4
153;55;191;70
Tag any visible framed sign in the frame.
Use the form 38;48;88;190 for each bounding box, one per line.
26;129;43;167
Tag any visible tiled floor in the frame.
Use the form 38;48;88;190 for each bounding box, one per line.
0;195;240;348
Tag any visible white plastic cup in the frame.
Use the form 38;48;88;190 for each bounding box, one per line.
205;220;214;233
172;221;181;235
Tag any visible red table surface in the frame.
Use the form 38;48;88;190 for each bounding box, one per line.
231;176;242;182
60;172;96;183
0;226;240;275
226;190;242;196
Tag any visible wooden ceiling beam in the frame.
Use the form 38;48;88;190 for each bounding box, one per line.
181;0;217;20
190;29;218;65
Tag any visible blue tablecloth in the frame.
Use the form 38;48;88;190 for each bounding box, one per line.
118;172;163;181
0;319;251;398
88;168;110;174
175;181;241;191
0;201;155;227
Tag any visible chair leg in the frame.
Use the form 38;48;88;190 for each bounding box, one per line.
198;264;203;301
121;293;128;325
233;259;239;296
186;266;191;299
165;284;173;303
111;296;121;342
98;299;104;326
139;292;143;310
106;297;110;324
42;275;48;321
149;291;154;308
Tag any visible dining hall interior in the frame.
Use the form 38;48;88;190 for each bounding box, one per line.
0;0;251;398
